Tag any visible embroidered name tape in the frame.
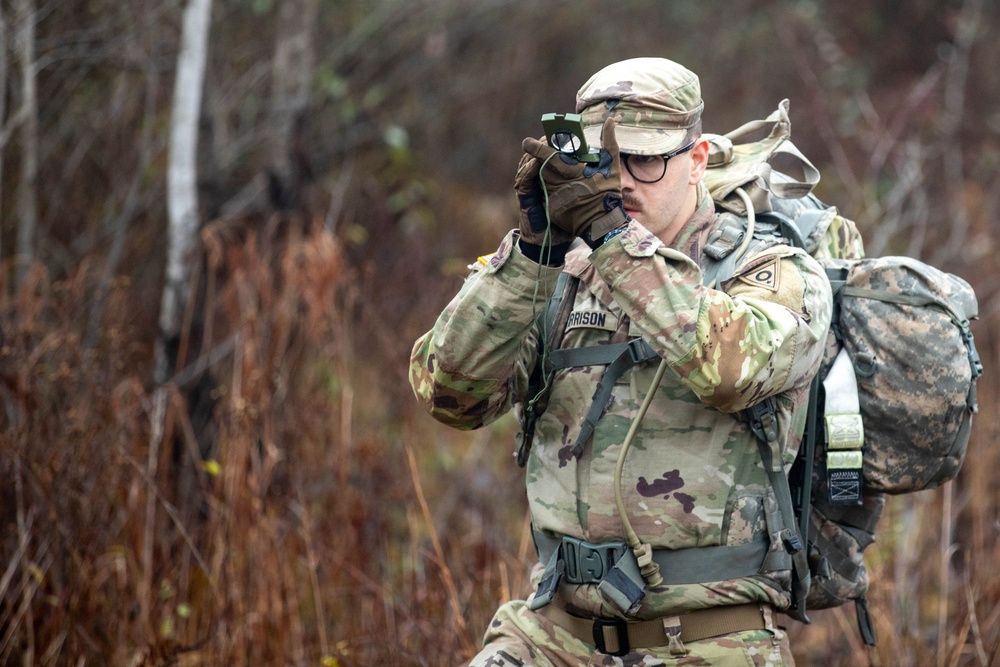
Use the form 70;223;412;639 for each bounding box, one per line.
566;310;618;332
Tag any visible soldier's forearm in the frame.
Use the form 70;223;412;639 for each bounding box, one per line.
409;230;560;428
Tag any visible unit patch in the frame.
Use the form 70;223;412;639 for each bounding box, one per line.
739;258;781;292
565;309;618;332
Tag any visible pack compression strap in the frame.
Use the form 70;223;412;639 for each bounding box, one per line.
517;271;580;467
747;398;811;623
548;338;659;458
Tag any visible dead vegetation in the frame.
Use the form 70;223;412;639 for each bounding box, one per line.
2;1;1000;665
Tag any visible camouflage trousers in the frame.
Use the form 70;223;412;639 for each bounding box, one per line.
467;600;795;667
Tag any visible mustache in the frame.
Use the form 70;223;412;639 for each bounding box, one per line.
622;194;642;210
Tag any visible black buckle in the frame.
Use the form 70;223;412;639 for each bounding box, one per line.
625;337;656;364
560;537;626;584
962;327;984;379
592;617;630;656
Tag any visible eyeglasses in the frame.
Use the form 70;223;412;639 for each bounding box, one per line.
621;141;696;184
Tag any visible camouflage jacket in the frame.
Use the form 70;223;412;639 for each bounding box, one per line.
410;183;833;618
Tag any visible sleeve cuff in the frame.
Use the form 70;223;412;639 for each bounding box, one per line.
517;239;572;266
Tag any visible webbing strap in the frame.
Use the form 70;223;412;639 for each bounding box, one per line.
541;272;577;346
547;340;648;370
855;597;878;646
842;286;939;308
536;602;767;655
596;549;647;614
565;338;659;458
532;529;771;587
517;272;580;467
812;531;863;582
797;373;821;549
748;399;811;622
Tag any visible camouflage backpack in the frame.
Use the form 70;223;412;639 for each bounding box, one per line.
519;100;983;645
701;100;983;643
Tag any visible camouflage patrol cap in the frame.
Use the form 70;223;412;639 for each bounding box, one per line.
576;57;703;156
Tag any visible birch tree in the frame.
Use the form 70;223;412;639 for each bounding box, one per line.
143;0;214;635
157;0;213;384
0;4;6;258
14;0;37;286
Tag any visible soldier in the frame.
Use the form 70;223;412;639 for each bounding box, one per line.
410;57;832;666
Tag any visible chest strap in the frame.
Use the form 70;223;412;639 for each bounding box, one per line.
548;337;659;458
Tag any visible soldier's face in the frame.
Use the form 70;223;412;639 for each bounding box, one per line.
620;137;710;245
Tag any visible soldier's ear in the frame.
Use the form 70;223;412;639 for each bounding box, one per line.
689;137;710;185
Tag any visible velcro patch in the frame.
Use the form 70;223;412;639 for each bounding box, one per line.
566;309;618;332
739;258;781;292
828;469;863;506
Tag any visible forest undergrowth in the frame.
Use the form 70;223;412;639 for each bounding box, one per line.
2;1;1000;665
1;204;998;665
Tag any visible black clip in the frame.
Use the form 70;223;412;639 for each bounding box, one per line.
625;337;657;365
530;559;564;610
592;617;630;657
782;529;803;554
962;327;984;379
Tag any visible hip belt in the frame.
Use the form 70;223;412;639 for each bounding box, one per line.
532;528;776;587
536;601;769;657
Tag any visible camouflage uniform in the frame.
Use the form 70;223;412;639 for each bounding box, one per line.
409;58;832;666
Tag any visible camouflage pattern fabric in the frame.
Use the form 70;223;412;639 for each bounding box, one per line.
410;183;832;630
808;212;864;261
575;58;704;156
466;600;795;667
804;475;884;609
826;256;980;492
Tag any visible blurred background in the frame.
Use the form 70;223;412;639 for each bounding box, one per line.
1;0;998;664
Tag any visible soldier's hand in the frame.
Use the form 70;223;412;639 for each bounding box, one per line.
514;148;573;250
522;117;629;248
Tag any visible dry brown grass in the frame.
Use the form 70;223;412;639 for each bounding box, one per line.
1;203;998;665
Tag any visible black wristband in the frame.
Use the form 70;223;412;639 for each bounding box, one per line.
584;223;628;250
517;239;572;266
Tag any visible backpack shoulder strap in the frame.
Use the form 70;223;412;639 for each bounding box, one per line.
515;271;579;467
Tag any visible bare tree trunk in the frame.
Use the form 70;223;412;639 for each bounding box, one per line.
0;4;7;258
14;0;37;286
933;0;983;267
267;0;318;207
157;0;214;384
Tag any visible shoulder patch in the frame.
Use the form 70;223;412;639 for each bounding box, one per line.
477;253;496;266
739;258;781;292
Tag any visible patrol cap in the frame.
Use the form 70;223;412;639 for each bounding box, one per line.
576;57;704;156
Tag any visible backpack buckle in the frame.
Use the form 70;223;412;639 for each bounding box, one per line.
592;617;630;656
560;536;626;584
961;326;984;379
626;338;657;365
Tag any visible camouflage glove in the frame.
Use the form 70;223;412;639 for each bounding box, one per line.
522;117;629;249
514;148;573;264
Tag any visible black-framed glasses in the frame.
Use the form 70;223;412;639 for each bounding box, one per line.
621;141;696;184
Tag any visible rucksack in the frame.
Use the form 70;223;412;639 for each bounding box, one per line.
517;100;983;645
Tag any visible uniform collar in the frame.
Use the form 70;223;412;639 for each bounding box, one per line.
669;181;715;262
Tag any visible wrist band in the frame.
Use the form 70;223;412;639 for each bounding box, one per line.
585;223;628;250
518;239;572;265
602;225;628;244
